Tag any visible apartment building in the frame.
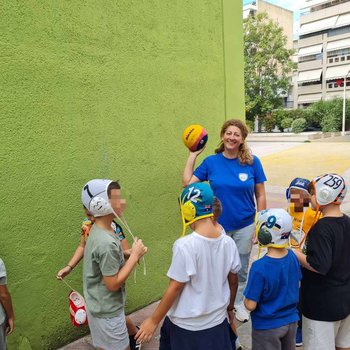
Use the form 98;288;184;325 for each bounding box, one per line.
243;0;293;49
296;0;350;108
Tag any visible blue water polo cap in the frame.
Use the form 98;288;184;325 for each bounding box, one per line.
180;182;214;235
286;177;310;200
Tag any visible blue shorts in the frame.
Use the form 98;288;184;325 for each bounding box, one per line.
159;316;237;350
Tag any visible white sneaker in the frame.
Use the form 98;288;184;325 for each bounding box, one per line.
235;337;243;350
235;303;250;322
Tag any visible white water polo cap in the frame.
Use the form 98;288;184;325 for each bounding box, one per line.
312;173;347;206
81;179;113;217
256;208;292;248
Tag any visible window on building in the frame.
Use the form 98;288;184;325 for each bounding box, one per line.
299;80;321;87
299;54;322;63
327;79;350;89
301;25;350;40
328;25;350;37
328;48;350;58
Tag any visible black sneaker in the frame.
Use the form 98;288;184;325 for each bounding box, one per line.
129;326;142;350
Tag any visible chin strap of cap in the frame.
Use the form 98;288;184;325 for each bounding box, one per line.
113;210;147;282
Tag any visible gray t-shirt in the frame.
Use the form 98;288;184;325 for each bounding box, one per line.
83;224;125;318
0;259;7;325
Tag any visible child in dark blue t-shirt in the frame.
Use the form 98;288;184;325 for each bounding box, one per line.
243;209;301;350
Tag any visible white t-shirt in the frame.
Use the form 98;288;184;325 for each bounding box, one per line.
167;231;241;330
0;259;7;325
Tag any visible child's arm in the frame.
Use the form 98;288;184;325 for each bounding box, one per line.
120;238;130;251
227;272;238;324
244;298;257;312
135;279;185;343
0;284;14;335
56;236;86;279
293;249;320;273
103;239;147;292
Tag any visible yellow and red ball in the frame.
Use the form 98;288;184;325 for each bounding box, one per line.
182;125;208;152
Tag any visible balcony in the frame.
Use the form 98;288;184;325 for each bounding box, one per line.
298;84;322;94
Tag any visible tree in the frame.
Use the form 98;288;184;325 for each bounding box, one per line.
291;118;307;133
244;12;295;129
307;98;350;132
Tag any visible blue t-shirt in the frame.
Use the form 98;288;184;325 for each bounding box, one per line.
244;250;301;330
194;153;267;231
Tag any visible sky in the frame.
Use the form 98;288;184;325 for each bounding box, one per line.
243;0;305;37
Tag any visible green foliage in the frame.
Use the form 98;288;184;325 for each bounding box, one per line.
306;98;350;132
271;109;287;131
244;12;295;124
321;113;340;132
272;108;310;131
263;113;276;132
246;119;254;132
291;118;307;133
281;117;293;129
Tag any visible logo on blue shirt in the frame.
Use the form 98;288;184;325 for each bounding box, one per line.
239;173;248;181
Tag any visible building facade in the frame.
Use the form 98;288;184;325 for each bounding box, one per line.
243;0;293;49
296;0;350;108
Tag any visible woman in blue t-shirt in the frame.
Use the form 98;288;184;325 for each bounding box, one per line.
183;119;267;321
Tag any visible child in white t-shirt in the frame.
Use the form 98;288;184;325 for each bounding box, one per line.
213;196;242;350
135;183;241;349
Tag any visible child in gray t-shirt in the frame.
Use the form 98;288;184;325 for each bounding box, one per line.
81;179;147;350
0;258;14;350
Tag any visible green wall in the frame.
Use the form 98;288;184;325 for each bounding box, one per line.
0;1;244;348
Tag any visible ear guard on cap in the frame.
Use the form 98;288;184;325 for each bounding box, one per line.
179;183;214;236
313;173;347;207
81;179;113;217
255;208;292;249
181;200;197;222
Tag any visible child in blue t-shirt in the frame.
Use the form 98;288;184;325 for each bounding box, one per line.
243;209;301;350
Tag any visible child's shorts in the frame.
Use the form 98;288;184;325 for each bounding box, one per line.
159;316;236;350
86;310;129;350
303;314;350;350
252;322;297;350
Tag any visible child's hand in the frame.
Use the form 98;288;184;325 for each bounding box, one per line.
227;309;235;324
123;249;132;259
131;238;148;261
135;317;157;343
229;314;238;335
56;265;72;279
6;316;14;335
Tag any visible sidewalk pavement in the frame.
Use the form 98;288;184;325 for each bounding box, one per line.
59;136;350;350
